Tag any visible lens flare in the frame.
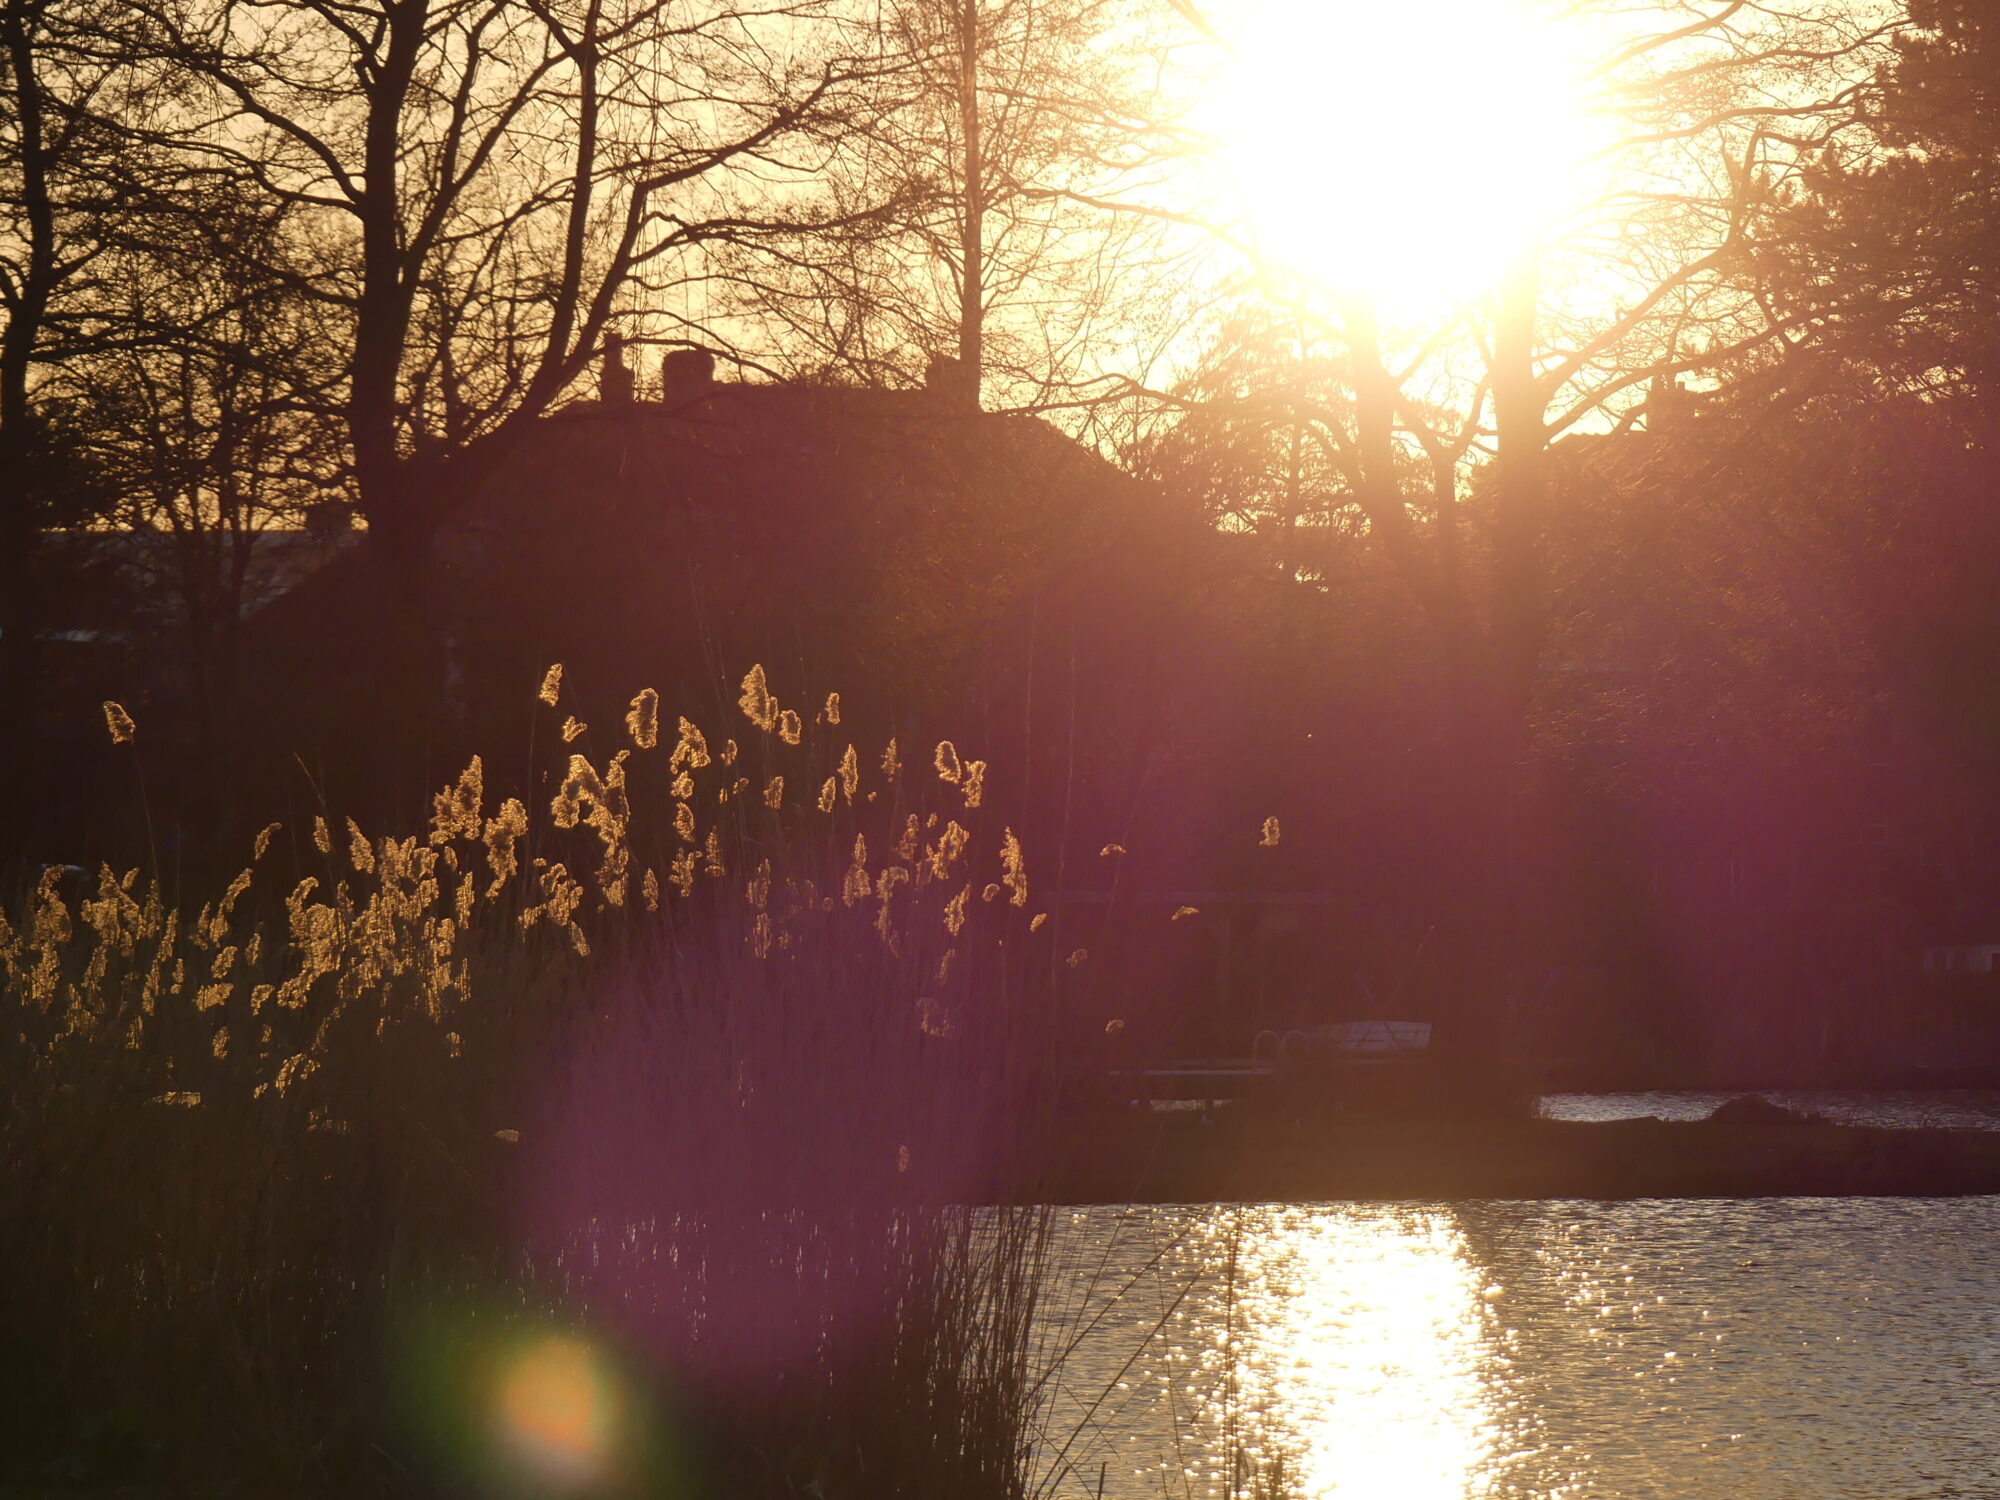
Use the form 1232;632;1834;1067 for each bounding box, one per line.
495;1335;620;1489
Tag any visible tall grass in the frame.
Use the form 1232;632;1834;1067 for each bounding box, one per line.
0;668;1082;1497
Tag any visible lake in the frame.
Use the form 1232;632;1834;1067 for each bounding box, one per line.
1033;1197;2000;1500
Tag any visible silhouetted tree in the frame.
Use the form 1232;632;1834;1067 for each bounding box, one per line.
738;0;1205;410
1769;0;2000;401
77;183;338;814
1128;0;1898;1044
126;0;892;589
0;0;151;852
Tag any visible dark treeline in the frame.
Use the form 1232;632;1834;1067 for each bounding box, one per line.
6;0;2000;1086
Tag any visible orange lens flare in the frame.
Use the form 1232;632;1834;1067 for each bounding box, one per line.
495;1336;619;1489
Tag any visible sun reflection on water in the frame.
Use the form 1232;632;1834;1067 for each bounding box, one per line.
1223;1207;1502;1499
1046;1199;2000;1500
1039;1205;1522;1500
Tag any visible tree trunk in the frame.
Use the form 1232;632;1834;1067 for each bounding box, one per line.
1490;250;1548;715
350;0;429;588
1448;249;1551;1090
0;0;57;861
954;0;983;410
1347;277;1550;1091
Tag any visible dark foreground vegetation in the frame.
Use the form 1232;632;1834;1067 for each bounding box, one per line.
7;673;1997;1495
2;673;1085;1495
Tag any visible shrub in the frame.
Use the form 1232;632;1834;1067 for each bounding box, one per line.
0;669;1071;1498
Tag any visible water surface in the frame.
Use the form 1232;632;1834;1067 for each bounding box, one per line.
1033;1197;2000;1500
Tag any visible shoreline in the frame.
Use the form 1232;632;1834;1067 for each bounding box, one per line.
1021;1109;2000;1204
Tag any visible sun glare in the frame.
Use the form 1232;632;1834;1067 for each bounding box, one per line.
1208;0;1604;321
1232;1208;1506;1499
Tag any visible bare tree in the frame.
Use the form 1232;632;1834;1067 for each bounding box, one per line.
737;0;1209;410
76;183;338;803
1151;2;1896;723
128;0;892;587
1124;0;1900;1039
0;0;154;850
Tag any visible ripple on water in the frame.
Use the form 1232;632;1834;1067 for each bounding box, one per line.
1032;1197;2000;1500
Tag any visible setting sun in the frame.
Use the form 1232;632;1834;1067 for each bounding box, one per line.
1207;0;1605;319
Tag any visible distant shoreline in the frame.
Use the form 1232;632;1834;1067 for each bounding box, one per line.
1022;1109;2000;1204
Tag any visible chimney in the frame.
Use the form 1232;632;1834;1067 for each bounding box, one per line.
660;347;716;408
600;333;634;407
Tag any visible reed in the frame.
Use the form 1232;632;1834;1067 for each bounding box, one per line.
0;669;1082;1498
